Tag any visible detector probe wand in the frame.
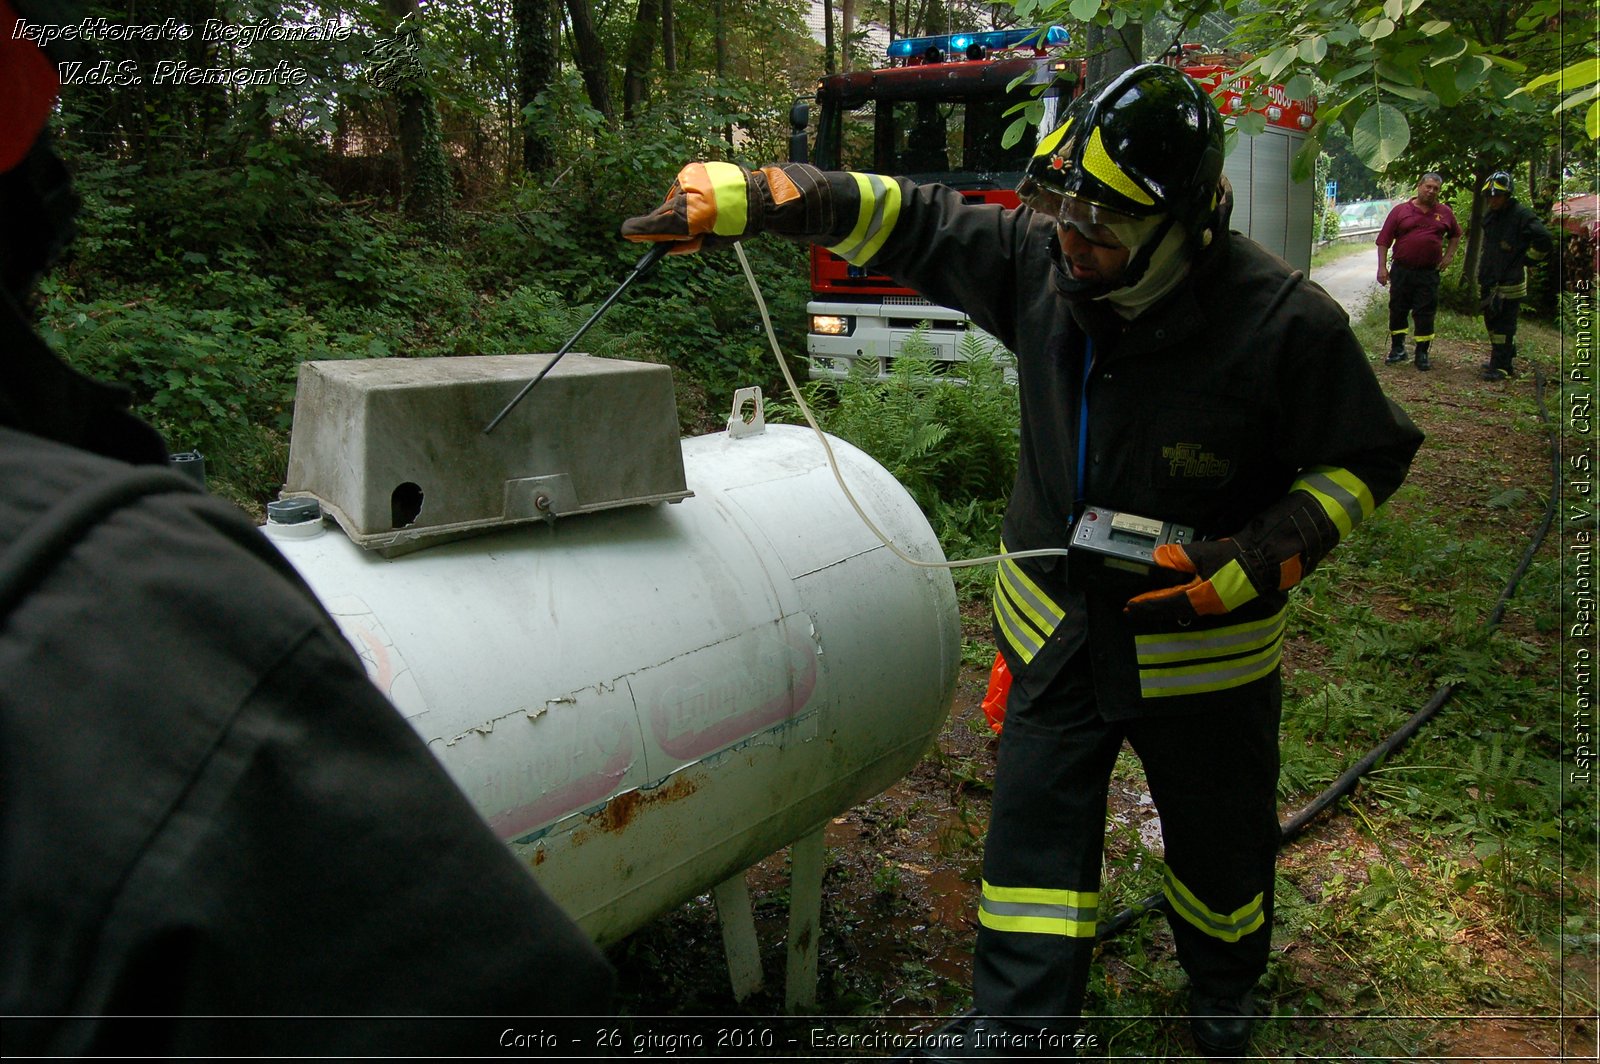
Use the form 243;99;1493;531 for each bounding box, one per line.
483;242;671;435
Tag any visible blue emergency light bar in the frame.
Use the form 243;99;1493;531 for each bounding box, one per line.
886;25;1069;61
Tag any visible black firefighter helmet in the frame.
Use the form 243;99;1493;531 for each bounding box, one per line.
1017;63;1226;249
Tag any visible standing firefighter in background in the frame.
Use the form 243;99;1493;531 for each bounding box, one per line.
1476;170;1554;381
623;64;1422;1058
0;3;613;1054
1376;171;1461;371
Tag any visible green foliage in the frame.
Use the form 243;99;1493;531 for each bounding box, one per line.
1319;207;1343;242
38;41;832;503
34;275;301;503
1002;0;1592;175
1313;153;1342;242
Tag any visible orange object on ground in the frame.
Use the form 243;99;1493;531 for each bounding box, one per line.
981;651;1011;735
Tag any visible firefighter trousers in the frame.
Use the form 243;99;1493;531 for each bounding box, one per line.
973;651;1282;1025
1387;265;1441;349
1483;296;1522;371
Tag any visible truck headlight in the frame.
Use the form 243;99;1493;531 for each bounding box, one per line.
810;314;853;336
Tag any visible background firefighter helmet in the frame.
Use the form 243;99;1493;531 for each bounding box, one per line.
0;0;58;174
1018;63;1225;239
1;0;80;304
1483;171;1514;195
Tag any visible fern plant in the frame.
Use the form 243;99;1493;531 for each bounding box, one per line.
767;326;1020;589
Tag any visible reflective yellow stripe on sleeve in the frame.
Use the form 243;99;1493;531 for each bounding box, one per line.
702;161;750;237
826;172;902;266
992;545;1065;666
1163;866;1266;943
1290;466;1374;538
979;879;1098;937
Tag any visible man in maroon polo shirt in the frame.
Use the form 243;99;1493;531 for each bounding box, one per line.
1376;172;1461;371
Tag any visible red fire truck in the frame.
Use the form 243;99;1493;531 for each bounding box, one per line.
792;28;1318;379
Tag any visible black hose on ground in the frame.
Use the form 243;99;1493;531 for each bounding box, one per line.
1096;369;1559;943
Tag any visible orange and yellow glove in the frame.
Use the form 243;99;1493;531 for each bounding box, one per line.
619;161;826;254
1124;540;1271;622
1123;487;1352;623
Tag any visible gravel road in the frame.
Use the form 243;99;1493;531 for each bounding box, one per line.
1309;242;1382;319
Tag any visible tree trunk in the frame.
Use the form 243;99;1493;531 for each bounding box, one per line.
564;0;614;122
661;0;677;73
622;0;662;123
823;0;836;74
713;0;731;145
1086;23;1142;85
841;0;854;71
381;0;453;240
514;0;559;173
714;0;728;77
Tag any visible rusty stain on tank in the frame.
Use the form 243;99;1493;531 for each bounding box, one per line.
591;773;702;835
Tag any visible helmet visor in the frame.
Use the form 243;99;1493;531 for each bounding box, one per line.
1019;180;1158;250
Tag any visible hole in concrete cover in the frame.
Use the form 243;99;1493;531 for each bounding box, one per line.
391;482;424;528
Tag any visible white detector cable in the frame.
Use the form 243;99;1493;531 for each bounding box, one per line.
733;242;1071;570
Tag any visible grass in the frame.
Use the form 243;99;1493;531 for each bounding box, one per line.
1312;237;1375;269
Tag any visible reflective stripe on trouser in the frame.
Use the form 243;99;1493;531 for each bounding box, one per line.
974;654;1282;1019
1485;296;1521;351
979;880;1098;937
1164;865;1266;942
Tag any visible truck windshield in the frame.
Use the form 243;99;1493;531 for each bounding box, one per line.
815;82;1069;188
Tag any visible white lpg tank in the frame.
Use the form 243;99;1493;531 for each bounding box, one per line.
265;355;961;950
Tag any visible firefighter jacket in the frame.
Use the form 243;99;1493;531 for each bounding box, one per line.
797;172;1423;719
1476;196;1553;301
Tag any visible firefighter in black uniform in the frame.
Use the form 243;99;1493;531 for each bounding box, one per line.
0;4;614;1054
623;64;1422;1058
1475;170;1554;380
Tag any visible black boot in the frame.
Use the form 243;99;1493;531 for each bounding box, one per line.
1414;341;1431;371
1481;345;1512;380
1384;337;1408;365
1190;993;1257;1060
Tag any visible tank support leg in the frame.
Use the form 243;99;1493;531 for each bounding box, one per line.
784;824;826;1012
712;870;765;1001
